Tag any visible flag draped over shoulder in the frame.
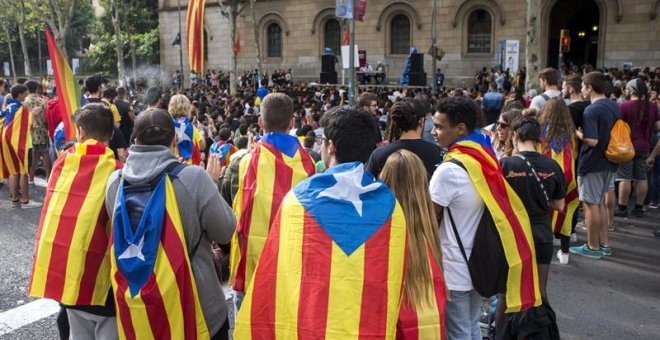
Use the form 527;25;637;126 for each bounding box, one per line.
29;140;121;305
110;173;209;340
173;117;202;165
544;141;578;237
45;27;82;142
186;0;205;73
445;132;541;313
397;247;447;340
234;162;407;339
229;132;316;293
0;113;9;180
1;100;32;176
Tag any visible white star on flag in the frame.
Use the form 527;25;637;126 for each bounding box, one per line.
317;164;381;217
118;235;145;261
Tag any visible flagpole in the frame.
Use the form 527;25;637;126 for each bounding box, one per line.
431;0;437;90
348;14;355;105
177;0;184;83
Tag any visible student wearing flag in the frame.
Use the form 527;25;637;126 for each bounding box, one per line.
105;109;236;339
430;97;541;339
379;150;446;340
169;94;205;165
234;106;407;339
2;84;41;208
29;103;123;339
229;93;316;313
209;127;236;167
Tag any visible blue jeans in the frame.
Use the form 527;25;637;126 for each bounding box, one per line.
445;289;483;340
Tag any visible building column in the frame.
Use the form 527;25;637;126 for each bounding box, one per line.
525;0;542;91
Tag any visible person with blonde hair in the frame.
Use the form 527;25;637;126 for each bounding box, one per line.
379;149;447;339
168;94;206;164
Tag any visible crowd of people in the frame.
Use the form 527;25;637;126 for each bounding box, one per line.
0;63;659;340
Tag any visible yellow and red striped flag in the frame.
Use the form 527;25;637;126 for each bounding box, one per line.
397;247;447;340
45;26;82;142
110;172;209;339
0;114;11;179
186;0;206;73
544;140;579;237
234;162;408;339
229;132;316;293
445;132;541;313
29;140;122;305
1;101;32;176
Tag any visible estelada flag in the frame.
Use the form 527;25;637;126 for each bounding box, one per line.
1;99;32;176
186;0;206;72
110;171;209;339
229;133;315;293
234;162;407;339
29;140;122;305
397;247;447;340
210;140;237;167
543;139;578;237
445;132;541;313
173;117;202;165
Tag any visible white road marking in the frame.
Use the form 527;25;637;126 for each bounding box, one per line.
0;299;60;336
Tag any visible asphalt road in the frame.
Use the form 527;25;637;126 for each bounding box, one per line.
1;182;659;339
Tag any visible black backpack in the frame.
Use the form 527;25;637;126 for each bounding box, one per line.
446;159;508;298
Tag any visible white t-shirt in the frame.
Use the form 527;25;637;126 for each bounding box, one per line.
529;89;561;112
429;162;485;292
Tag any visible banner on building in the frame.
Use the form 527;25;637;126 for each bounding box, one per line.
3;62;9;77
354;0;367;21
497;40;520;73
47;60;53;76
336;0;353;19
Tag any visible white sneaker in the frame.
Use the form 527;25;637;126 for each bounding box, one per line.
556;250;569;265
571;233;577;243
21;200;43;209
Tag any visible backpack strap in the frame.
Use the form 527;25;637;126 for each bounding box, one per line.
514;153;550;206
541;93;551;101
447;208;469;265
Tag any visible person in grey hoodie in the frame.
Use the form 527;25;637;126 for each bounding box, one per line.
105;109;236;339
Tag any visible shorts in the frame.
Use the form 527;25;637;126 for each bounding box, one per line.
578;171;616;205
616;152;649;181
535;242;553;264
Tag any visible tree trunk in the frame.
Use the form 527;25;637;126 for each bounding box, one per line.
129;35;137;83
229;3;238;95
250;0;262;76
4;26;17;82
18;0;31;76
525;0;541;92
111;0;126;86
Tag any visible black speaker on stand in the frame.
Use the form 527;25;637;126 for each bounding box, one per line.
409;53;426;86
320;55;338;84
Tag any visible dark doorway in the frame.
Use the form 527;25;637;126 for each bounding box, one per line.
548;0;600;69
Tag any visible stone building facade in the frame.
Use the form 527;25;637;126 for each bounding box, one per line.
158;0;660;87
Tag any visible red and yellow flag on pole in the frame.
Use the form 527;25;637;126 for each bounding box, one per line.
445;133;541;313
544;142;579;237
45;27;82;142
234;162;408;339
397;247;447;340
186;0;206;73
229;133;316;293
1;102;32;176
29;140;122;306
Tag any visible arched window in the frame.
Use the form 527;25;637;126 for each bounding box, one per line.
390;14;410;55
467;9;492;54
324;19;341;55
267;23;283;58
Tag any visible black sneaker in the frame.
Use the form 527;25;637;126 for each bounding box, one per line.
632;207;644;218
614;208;628;218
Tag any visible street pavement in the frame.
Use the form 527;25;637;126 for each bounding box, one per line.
1;181;659;339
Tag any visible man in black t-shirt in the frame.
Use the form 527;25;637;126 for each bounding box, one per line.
85;75;128;161
366;98;442;179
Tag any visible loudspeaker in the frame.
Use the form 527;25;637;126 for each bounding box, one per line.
322;55;336;73
411;53;424;73
320;72;338;84
409;72;427;86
